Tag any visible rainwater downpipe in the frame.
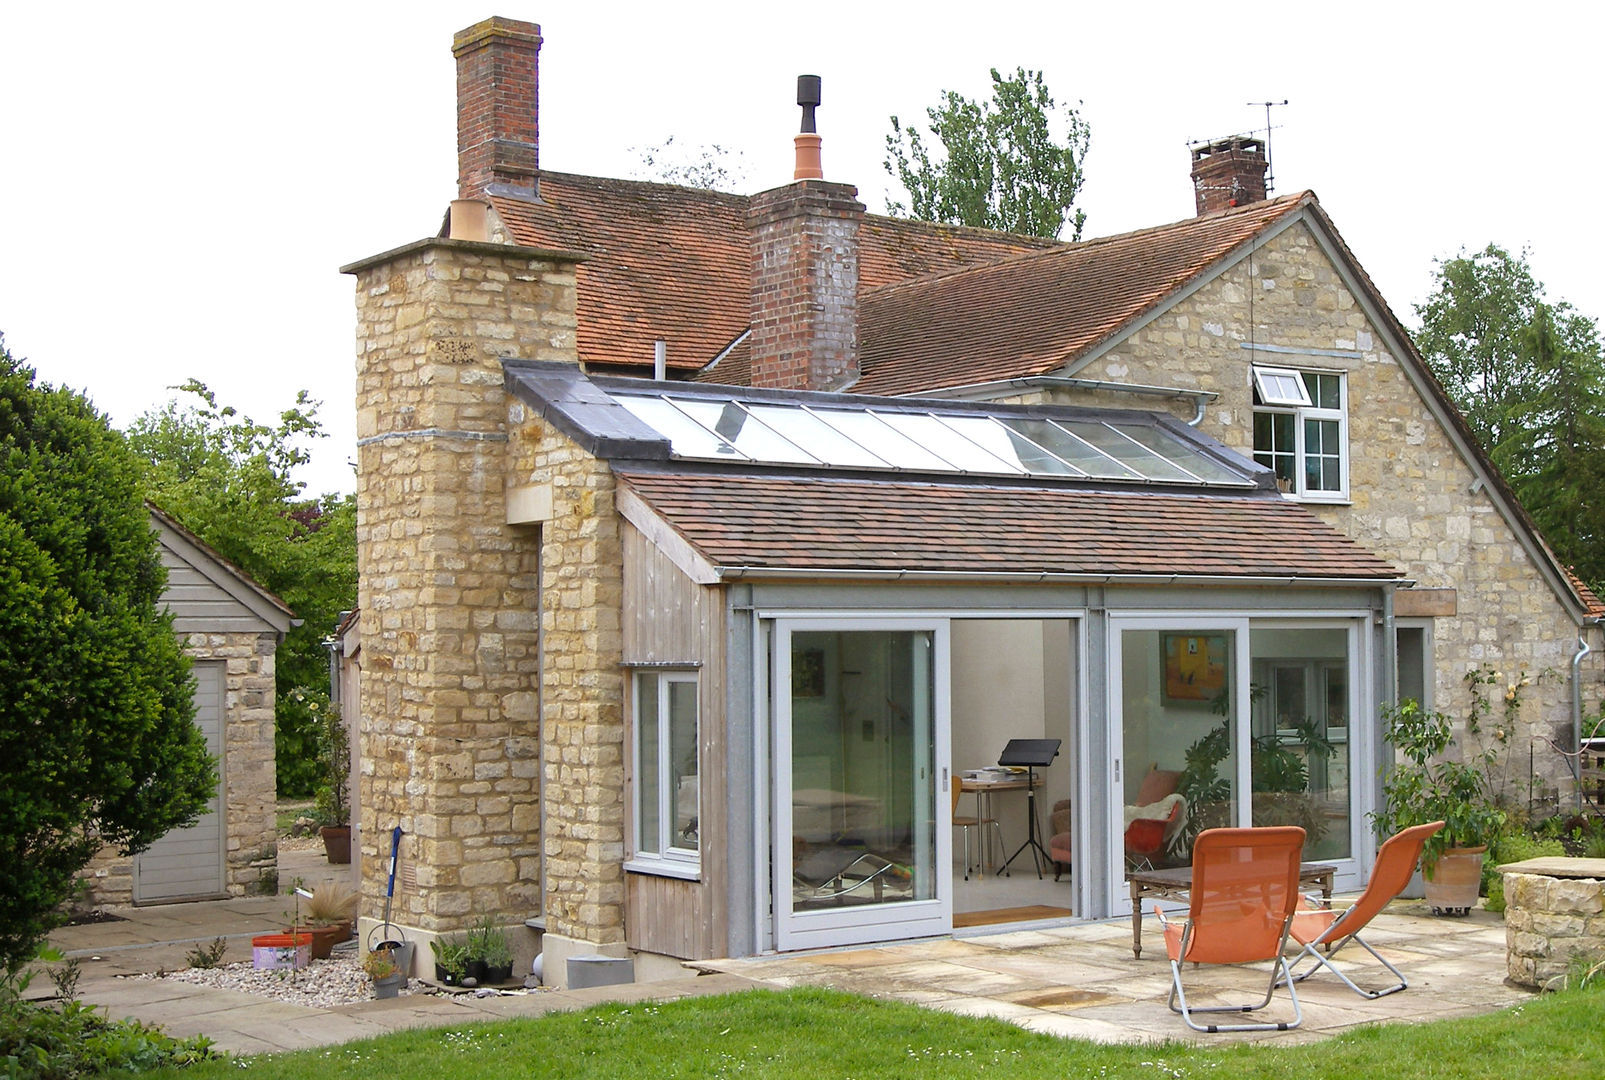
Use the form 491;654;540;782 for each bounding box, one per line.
1571;622;1600;811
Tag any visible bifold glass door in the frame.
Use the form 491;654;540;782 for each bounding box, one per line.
773;621;950;951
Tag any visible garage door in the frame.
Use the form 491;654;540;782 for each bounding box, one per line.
134;661;226;902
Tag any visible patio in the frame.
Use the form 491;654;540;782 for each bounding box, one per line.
692;900;1531;1044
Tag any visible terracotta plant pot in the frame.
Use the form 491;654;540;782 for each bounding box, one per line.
320;825;352;864
294;921;351;960
1424;845;1486;916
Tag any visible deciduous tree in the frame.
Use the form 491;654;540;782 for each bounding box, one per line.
0;339;211;971
884;67;1090;240
127;382;357;795
1414;245;1605;589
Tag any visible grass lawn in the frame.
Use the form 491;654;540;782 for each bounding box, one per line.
148;983;1605;1080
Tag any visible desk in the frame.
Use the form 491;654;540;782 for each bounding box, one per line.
959;774;1044;875
1128;861;1336;958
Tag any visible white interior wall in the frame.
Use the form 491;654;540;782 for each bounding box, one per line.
950;620;1074;868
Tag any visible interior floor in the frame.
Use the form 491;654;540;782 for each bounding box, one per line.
953;855;1072;922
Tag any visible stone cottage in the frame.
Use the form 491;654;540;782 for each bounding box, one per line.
79;507;294;906
339;17;1604;983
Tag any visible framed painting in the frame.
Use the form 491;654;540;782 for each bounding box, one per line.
1161;632;1228;703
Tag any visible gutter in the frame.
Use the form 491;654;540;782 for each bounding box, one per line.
715;566;1411;589
912;376;1219;426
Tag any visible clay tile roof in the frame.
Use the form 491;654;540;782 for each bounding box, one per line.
490;173;752;373
1564;567;1605;618
615;470;1400;582
854;193;1312;397
489;174;1056;378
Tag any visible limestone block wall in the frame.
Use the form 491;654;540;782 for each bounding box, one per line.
506;411;626;945
1045;218;1601;793
78;631;279;906
347;238;577;935
1504;870;1605;988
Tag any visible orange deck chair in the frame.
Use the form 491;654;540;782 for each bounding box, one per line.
1283;820;1444;999
1155;826;1306;1033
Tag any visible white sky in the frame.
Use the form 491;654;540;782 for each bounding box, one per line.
2;2;1600;496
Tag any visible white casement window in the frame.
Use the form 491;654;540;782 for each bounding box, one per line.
631;670;700;874
1252;366;1348;500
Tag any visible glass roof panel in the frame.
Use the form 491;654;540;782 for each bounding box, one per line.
806;409;957;471
1061;421;1196;482
663;399;821;464
741;404;889;468
873;412;1027;473
1116;424;1244;485
607;388;1254;487
614;396;747;459
999;418;1139;480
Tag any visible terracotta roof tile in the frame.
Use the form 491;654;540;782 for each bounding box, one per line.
488;174;1053;377
854;194;1311;396
615;470;1399;582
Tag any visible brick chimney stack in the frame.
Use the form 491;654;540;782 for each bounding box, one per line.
749;180;864;392
453;17;542;200
1190;135;1268;215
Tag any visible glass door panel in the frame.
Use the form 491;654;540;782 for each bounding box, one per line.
1117;628;1239;873
775;624;948;950
1249;628;1353;862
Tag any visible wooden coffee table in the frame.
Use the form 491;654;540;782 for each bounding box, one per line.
1128;861;1336;958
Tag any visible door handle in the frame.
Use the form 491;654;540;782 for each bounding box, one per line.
941;766;949;793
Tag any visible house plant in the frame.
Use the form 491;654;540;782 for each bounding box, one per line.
1372;699;1506;915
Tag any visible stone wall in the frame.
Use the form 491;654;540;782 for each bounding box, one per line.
1043;218;1601;795
347;237;577;936
505;410;626;945
1504;869;1605;989
78;631;279;906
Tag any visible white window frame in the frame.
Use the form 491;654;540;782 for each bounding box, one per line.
1252;366;1349;502
626;668;701;879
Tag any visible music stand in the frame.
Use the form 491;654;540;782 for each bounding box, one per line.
997;738;1061;879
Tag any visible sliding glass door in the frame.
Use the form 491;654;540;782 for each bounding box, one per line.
1108;615;1364;914
773;619;950;950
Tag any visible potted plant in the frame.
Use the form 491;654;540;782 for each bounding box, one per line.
1373;699;1506;915
363;945;403;999
293;882;358;960
430;935;469;986
310;695;351;864
467;917;514;984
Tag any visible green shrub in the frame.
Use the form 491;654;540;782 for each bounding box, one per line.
1483;832;1566;912
1;954;220;1077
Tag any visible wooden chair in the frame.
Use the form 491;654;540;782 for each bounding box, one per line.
1282;820;1444;998
1155;826;1306;1033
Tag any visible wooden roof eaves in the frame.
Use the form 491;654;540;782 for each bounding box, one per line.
147;505;298;633
616;482;721;586
1294;202;1597;624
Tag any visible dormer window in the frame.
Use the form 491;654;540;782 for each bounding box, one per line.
1252;366;1347;500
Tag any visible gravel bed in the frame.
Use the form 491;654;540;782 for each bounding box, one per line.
134;955;413;1008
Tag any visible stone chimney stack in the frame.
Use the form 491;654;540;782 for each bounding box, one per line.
1190;135;1268;215
747;76;863;392
453;17;542;200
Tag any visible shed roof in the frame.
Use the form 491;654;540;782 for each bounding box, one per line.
614;468;1401;584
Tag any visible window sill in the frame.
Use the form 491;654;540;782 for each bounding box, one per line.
1282;494;1352;507
624;858;702;882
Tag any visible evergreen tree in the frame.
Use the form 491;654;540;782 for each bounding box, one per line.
0;339;211;971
